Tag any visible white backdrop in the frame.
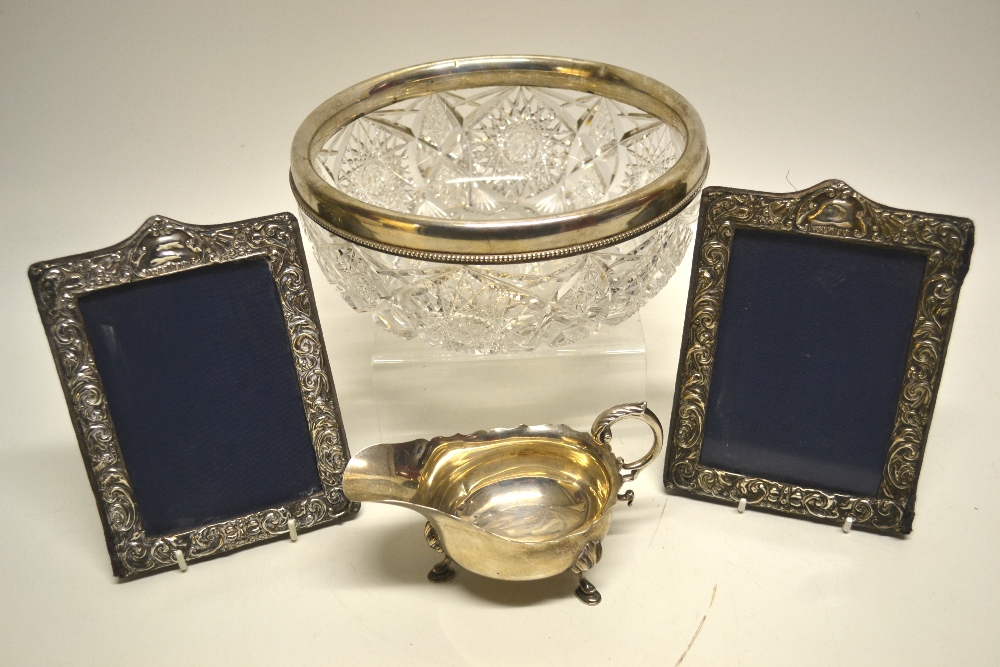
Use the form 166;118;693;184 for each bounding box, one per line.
2;2;997;664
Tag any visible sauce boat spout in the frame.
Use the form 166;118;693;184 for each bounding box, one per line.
342;438;433;504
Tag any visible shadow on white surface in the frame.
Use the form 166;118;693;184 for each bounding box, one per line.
1;443;114;579
451;569;577;607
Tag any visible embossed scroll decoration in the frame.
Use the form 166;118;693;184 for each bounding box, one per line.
29;213;357;576
663;180;974;533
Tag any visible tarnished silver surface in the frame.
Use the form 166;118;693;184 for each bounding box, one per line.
343;402;662;603
290;55;708;263
664;180;975;534
28;213;357;577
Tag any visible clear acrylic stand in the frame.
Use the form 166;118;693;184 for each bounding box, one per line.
373;315;647;444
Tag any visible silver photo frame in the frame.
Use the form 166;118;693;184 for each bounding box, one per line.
29;213;357;577
664;181;974;534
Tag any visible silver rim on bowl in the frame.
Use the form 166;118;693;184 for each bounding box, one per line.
290;55;709;265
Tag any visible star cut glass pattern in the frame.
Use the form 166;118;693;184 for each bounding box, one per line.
314;86;687;219
306;85;698;353
304;196;697;353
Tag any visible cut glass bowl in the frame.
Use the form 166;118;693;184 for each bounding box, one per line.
291;56;708;353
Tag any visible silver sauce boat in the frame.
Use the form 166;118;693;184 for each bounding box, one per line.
342;402;662;604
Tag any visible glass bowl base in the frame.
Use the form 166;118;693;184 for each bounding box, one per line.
371;314;646;443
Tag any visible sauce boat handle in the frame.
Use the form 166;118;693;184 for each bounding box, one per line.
591;402;664;483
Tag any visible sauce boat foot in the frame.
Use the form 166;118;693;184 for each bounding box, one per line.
423;522;457;583
575;577;602;606
427;557;457;583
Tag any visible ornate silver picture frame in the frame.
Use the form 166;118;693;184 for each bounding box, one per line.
29;213;357;577
663;180;974;534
